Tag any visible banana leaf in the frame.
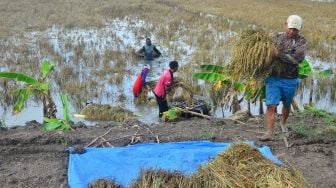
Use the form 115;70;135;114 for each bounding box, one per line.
43;118;62;131
315;69;333;77
41;60;54;80
61;94;70;122
43;117;70;131
298;59;312;79
193;72;229;82
0;72;38;84
233;82;245;92
13;88;30;113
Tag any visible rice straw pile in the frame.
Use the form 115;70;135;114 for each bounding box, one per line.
80;104;134;122
230;29;275;81
89;179;123;188
130;169;188;188
190;143;310;188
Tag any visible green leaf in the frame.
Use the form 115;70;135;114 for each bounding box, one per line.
199;64;228;73
43;122;61;131
0;72;38;84
298;59;312;78
43;117;61;130
60;94;70;122
193;72;229;82
233;82;245;92
13;89;30;113
316;69;333;77
41;60;54;80
38;83;50;91
246;90;255;100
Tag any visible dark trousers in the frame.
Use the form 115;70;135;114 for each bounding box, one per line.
154;94;169;117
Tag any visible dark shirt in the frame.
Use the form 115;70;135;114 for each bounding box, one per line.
271;32;307;78
139;44;161;61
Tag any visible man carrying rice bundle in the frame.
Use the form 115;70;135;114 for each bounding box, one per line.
259;15;307;141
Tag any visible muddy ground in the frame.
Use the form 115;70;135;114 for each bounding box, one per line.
0;114;335;188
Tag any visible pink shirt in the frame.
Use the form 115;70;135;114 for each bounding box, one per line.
154;70;172;98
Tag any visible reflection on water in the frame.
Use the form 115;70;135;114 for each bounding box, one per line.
0;16;335;127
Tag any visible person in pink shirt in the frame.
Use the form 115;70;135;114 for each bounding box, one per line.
153;61;179;117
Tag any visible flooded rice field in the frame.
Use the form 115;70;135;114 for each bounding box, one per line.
1;14;335;127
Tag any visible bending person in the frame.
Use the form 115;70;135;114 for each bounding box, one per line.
153;61;179;117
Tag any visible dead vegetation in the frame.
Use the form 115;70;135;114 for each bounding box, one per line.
80;104;135;122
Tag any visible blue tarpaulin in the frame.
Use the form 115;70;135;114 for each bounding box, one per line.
68;141;282;188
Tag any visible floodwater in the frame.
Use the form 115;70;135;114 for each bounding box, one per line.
0;16;335;127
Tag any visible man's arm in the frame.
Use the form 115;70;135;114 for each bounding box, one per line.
153;46;162;56
277;39;307;65
136;46;145;55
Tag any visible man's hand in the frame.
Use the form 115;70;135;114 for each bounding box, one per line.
272;48;279;57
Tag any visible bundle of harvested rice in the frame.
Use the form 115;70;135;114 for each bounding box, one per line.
230;29;275;81
80;104;134;122
134;89;150;105
167;79;194;105
191;143;309;188
130;169;188;188
89;179;122;188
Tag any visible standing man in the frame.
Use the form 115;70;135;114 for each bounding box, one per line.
259;15;307;141
137;38;162;61
154;61;179;117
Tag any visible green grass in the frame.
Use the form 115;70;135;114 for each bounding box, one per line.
288;107;336;139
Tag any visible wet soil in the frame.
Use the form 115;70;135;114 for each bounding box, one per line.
1;115;336;188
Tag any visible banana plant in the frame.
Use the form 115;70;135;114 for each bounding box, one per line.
194;64;246;114
194;59;333;114
299;59;333;106
43;93;71;131
0;60;57;118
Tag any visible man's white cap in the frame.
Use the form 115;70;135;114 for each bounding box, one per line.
143;64;150;70
287;15;303;30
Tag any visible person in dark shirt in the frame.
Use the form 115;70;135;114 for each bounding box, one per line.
137;38;162;61
259;15;308;141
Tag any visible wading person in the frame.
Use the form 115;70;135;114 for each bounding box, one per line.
259;15;307;141
136;38;162;61
133;64;151;97
153;61;179;117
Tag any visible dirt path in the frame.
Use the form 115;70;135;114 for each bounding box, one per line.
1;116;335;188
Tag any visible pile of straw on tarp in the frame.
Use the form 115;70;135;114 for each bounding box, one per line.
89;179;123;188
130;169;188;188
126;143;309;188
229;29;275;81
80;104;134;122
190;143;309;188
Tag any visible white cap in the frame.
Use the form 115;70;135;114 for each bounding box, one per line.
287;15;303;30
143;64;150;70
